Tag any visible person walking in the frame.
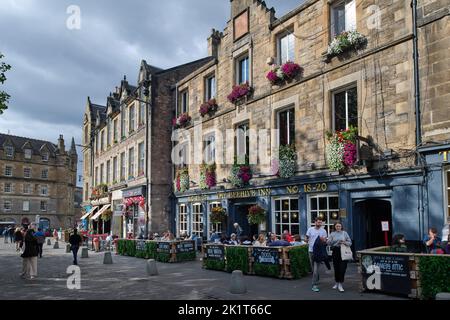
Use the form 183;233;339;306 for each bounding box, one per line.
20;228;38;280
69;228;82;265
34;228;45;258
14;227;24;252
8;226;15;243
327;222;352;292
306;218;328;292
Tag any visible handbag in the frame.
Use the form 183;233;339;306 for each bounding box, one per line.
340;244;353;261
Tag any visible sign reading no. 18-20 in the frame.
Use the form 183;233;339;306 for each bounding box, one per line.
304;183;328;193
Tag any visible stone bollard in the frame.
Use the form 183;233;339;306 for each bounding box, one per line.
146;259;158;276
53;241;59;249
66;243;71;253
103;251;113;264
435;292;450;300
81;247;89;258
47;238;51;246
229;270;247;294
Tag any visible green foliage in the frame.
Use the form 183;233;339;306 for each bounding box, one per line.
418;255;450;299
289;246;311;279
176;251;196;262
125;240;136;257
117;239;126;255
156;252;171;263
225;246;249;274
204;259;226;271
253;263;281;278
146;241;157;259
0;53;11;115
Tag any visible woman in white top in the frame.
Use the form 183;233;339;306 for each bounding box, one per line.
253;234;266;246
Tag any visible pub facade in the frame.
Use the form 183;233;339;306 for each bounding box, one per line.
171;0;449;250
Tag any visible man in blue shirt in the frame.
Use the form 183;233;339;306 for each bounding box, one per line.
423;227;442;254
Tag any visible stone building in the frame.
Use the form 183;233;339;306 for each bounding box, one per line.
0;133;78;230
171;0;449;250
81;58;213;238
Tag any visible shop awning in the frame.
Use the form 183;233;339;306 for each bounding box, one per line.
81;206;98;220
90;204;111;221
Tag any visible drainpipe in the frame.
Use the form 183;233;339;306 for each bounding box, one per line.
412;0;422;148
173;83;178;235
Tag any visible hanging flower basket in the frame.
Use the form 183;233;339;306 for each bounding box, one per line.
272;144;297;178
172;113;191;129
326;126;358;171
174;168;189;192
199;99;218;117
91;184;108;200
228;163;252;188
247;205;266;225
210;207;227;223
266;61;302;85
326;30;367;61
101;209;112;222
199;164;216;189
122;196;146;212
227;82;252;104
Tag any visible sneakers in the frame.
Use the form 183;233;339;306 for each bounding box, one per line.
338;283;344;292
332;283;338;290
311;286;320;292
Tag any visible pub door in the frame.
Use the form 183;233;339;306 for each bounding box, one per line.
235;204;258;239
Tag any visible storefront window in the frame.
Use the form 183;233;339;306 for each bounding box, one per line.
208;202;223;237
273;197;299;236
178;204;188;236
191;203;204;238
308;194;339;235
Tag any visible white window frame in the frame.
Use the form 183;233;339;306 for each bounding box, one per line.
138;142;145;174
191;203;204;238
178;204;189;237
4;200;12;211
40;200;47;212
23;201;30;212
332;85;358;131
204;133;216;164
5;146;14;158
330;0;356;39
4;183;12;193
42;152;49;162
24;149;32;159
236;122;249;164
277;107;295;147
208;202;223;237
236;54;250;85
5;166;12;177
23;184;31;195
307;193;340;236
128;147;135;178
277;32;295;64
272;197;300;236
205;75;216;101
129;105;135;132
24;167;31;179
179;90;189;115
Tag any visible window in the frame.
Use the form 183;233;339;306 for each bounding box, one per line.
95;135;99;154
205;75;216;101
128;148;135;178
129;105;135;133
42;152;49;162
106;160;111;184
178;90;189;115
4;166;12;177
40;185;48;196
120;152;126;181
191;203;204;238
208;202;224;237
41;169;48;179
138;142;145;175
236;122;250;164
204;134;215;164
113;119;118;142
308;194;339;235
23;184;31;194
94;167;98;186
24;167;31;179
330;0;356;38
113;157;118;182
237;55;249;84
107;121;111;146
177;144;189;169
139;102;145;125
100;163;104;184
4;183;12;193
121;110;126;138
40;201;47;212
3;201;11;211
278;108;295;146
333;86;357;131
178;204;188;237
273;198;300;236
23;201;30;212
24;149;32;159
5;146;14;158
100;131;105;151
278;32;295;64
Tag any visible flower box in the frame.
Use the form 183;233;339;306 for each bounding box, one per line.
266;61;302;86
325;126;358;171
199;99;218;117
174;168;189;192
228;163;252;188
326;30;367;62
227;83;252;104
199;164;216;189
173;113;191;129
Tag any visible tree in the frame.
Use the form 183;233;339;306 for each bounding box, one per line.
0;52;11;115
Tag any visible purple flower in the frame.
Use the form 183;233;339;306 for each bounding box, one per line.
281;61;301;78
266;70;278;84
343;142;357;166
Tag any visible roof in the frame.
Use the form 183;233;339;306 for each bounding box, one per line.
0;133;58;154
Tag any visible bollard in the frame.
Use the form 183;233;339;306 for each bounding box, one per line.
81;247;89;258
47;238;51;246
66;244;71;253
4;236;8;244
229;270;247;294
146;259;158;276
103;251;113;264
435;292;450;300
53;241;59;249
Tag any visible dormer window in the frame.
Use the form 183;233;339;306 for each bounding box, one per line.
5;146;14;158
24;149;32;160
42;152;49;162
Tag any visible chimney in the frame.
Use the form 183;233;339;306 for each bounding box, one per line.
207;29;222;58
58;134;65;153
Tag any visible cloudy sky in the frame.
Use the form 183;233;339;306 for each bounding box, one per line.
0;0;303;184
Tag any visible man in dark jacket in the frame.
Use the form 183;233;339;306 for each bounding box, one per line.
69;229;82;265
8;226;15;243
34;228;46;258
20;228;38;280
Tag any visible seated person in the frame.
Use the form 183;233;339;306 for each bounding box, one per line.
391;234;408;252
266;233;278;245
268;234;291;247
240;236;252;246
227;233;239;245
290;234;306;246
444;235;450;255
283;230;294;243
219;235;228;244
209;229;221;243
253;234;267;247
423;227;443;254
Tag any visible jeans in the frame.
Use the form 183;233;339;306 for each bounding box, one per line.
71;245;79;265
37;243;43;257
309;252;320;286
331;247;348;283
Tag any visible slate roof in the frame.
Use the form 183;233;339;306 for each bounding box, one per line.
0;133;58;155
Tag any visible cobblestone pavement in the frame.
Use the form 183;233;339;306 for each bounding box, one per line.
0;239;403;300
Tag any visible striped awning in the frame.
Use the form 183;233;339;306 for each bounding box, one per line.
90;204;111;221
81;206;98;220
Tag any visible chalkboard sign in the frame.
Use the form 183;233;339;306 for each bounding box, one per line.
176;241;195;253
205;245;225;260
136;240;146;252
252;247;279;265
157;242;171;254
361;254;411;296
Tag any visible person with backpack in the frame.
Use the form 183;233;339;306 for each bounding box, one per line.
34;228;46;258
69;228;82;265
306;218;328;292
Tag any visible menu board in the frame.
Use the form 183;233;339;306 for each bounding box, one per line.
157;242;171;254
176;241;195;253
361;254;411;296
136;240;146;252
205;245;225;260
252;247;279;265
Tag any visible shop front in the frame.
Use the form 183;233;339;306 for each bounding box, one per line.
122;186;147;239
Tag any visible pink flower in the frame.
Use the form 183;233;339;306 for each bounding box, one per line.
281;61;301;78
343;142;357;166
266;70;278;83
227;83;251;103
